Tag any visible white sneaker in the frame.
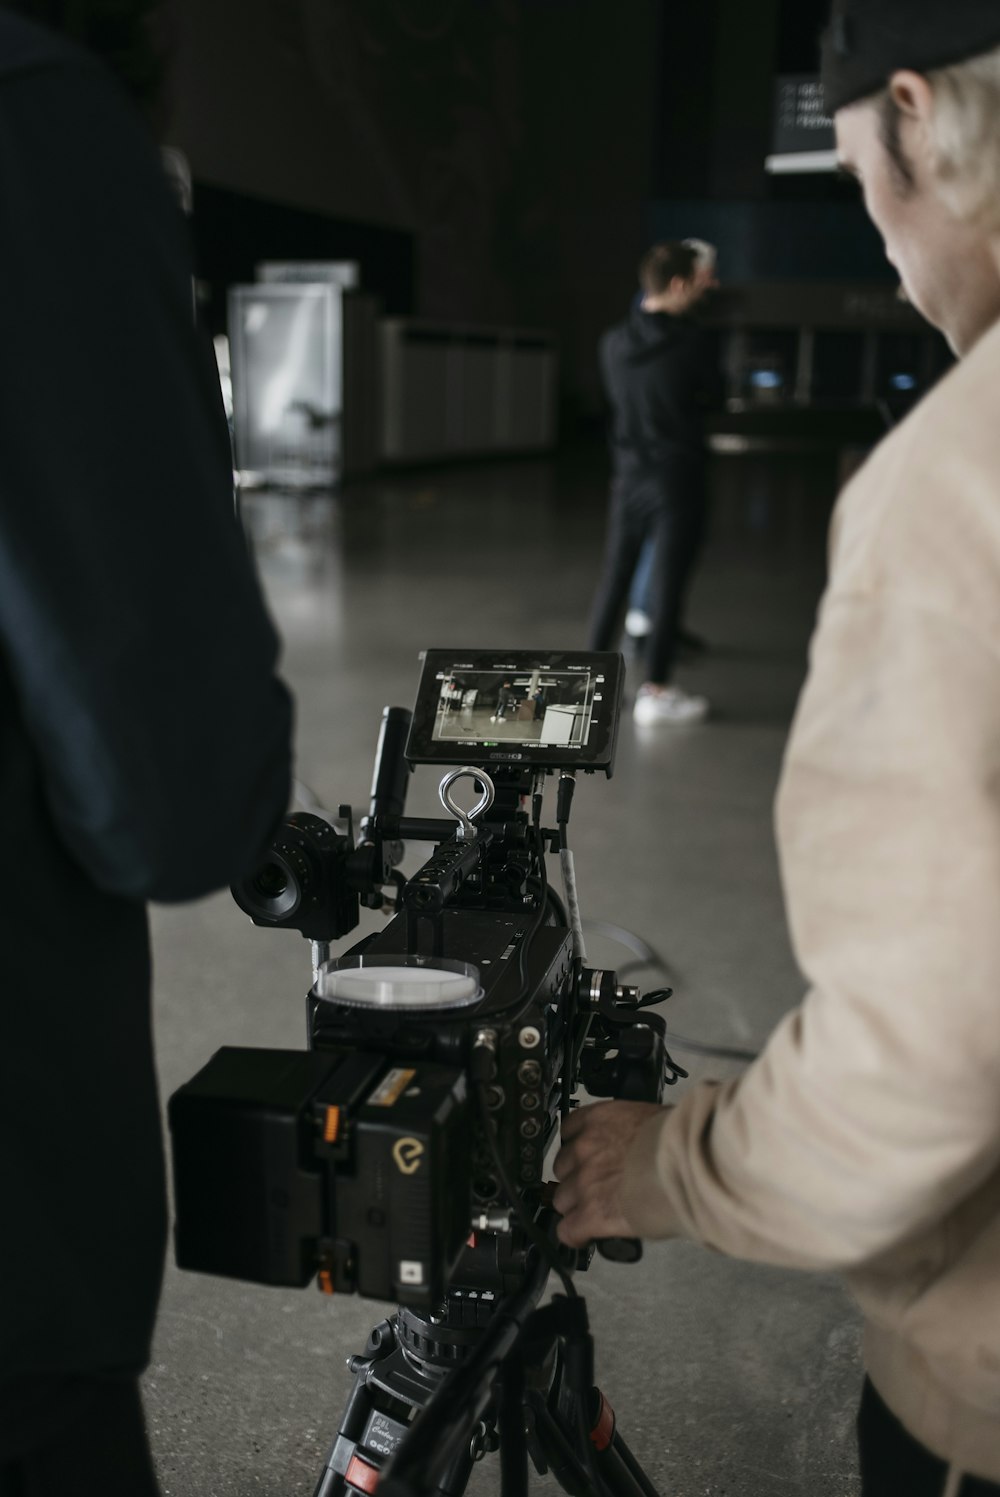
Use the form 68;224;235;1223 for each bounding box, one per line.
625;609;652;638
633;685;709;725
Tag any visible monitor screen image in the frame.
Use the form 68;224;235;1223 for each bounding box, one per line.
405;650;624;774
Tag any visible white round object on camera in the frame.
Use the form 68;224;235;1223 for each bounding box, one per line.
315;959;481;1010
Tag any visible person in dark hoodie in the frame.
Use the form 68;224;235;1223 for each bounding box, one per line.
0;3;293;1493
625;238;721;648
588;240;720;724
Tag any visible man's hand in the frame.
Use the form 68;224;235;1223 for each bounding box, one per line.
551;1100;667;1247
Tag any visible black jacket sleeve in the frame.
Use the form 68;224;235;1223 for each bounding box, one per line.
0;46;293;902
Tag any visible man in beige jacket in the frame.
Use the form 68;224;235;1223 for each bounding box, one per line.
554;4;1000;1492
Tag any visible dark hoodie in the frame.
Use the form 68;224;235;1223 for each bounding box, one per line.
599;305;720;478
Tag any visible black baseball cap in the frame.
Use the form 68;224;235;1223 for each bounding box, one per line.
821;0;1000;113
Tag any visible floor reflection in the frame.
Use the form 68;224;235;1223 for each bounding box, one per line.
240;489;346;642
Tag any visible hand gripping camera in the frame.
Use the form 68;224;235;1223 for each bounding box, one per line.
168;650;685;1497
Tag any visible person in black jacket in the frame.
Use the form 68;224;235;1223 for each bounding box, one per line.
625;237;720;647
0;6;293;1493
588;240;719;724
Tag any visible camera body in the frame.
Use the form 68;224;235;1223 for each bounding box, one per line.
171;898;576;1310
169;650;672;1322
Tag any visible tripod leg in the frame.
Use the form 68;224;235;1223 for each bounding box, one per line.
587;1390;660;1497
311;1317;487;1497
524;1389;595;1497
528;1383;662;1497
498;1349;528;1497
311;1320;412;1497
314;1387;481;1497
429;1447;477;1497
312;1359;387;1497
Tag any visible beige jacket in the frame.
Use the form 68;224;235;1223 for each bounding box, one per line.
621;316;1000;1480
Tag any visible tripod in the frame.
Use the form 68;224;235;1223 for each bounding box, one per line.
309;1227;660;1497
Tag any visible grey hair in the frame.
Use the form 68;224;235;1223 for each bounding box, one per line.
683;238;718;270
924;42;1000;232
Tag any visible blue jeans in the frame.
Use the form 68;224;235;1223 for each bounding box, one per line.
628;533;657;616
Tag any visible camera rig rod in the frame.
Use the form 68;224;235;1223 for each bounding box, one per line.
363;706;412;831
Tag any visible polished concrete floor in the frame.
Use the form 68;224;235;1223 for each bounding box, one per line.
144;442;864;1497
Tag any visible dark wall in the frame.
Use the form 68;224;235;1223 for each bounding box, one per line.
775;0;830;72
707;0;782;200
645;197;890;284
164;0;890;422
165;0;660;418
189;186;416;336
650;0;898;298
655;0;781;201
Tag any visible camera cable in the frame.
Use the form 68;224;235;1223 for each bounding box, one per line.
467;1081;620;1497
554;772;584;955
582;918;670;981
467;790;654;1497
577;924;762;1066
471;816;579;1294
471;1075;575;1301
631;987;760;1064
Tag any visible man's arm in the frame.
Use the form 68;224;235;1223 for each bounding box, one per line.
557;594;1000;1268
0;53;292;900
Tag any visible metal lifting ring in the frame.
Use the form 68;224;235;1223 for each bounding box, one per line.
438;766;495;840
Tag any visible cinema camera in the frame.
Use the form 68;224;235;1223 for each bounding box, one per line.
169;650;684;1497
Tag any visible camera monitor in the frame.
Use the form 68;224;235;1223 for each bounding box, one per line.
405;649;624;775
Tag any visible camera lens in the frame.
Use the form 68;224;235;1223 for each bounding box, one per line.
231;813;344;937
234;847;303;923
252;863;289;900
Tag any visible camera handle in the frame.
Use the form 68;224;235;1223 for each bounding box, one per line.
437;765;496;840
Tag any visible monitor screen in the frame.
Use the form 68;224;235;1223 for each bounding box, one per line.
405;650;624;775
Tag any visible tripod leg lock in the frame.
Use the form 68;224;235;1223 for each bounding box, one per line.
589;1389;616;1452
548;1296;595;1397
